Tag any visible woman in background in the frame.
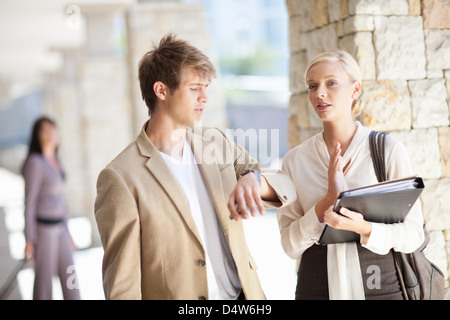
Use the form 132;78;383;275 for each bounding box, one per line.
22;116;80;300
277;50;424;300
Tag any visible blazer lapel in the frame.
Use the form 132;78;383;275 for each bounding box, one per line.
136;125;204;247
188;128;230;237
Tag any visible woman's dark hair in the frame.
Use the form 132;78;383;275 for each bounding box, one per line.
26;116;57;156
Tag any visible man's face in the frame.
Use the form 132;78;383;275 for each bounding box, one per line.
165;67;210;127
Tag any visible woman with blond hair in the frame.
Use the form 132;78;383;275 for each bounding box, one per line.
277;50;424;300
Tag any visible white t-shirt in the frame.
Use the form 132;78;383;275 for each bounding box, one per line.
160;140;241;300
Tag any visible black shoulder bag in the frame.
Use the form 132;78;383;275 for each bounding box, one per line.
369;131;445;300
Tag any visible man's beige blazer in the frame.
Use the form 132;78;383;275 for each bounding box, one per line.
94;123;296;300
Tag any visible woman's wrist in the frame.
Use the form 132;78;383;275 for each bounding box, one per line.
358;221;372;245
316;193;337;222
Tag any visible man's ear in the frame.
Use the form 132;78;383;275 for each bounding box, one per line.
153;81;168;100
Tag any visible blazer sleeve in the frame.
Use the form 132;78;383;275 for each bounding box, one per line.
217;128;296;209
94;167;142;299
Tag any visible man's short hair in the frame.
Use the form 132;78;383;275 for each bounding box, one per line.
138;33;217;116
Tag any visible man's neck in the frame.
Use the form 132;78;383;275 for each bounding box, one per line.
145;114;187;161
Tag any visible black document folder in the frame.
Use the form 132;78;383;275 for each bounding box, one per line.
319;176;424;245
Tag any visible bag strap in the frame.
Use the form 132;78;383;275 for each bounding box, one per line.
369;131;388;183
368;131;411;298
369;130;430;248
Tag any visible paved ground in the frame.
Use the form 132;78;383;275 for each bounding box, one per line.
0;167;296;300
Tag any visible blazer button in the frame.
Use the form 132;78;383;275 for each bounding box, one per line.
198;260;206;267
283;195;288;200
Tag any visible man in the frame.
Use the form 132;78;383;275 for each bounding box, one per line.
94;34;295;300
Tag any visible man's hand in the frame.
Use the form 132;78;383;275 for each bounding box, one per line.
228;172;265;221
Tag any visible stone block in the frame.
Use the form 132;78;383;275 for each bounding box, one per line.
359;80;411;131
390;129;441;179
407;0;421;15
340;0;350;19
287;114;300;148
289;51;308;93
422;0;450;29
290;0;330;32
286;0;303;17
327;0;341;23
444;229;450;241
339;32;376;80
328;0;350;22
289;15;303;53
305;24;339;63
425;29;450;70
446;70;450;107
420;179;450;232
446;242;450;288
348;0;409;15
374;16;426;80
408;79;449;129
289;93;322;130
427;69;444;79
342;15;375;34
438;127;450;178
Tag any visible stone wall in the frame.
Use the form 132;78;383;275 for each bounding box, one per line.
286;0;450;298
